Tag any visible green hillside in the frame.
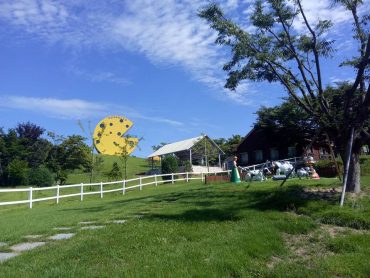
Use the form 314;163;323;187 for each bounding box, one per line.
66;155;150;184
0;178;369;277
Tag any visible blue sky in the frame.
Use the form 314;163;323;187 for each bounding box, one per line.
0;0;367;157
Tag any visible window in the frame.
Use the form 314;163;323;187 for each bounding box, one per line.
288;146;296;158
270;149;279;160
241;152;249;164
255;150;263;162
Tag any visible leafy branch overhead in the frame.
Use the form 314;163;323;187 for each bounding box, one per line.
199;0;369;121
199;0;369;193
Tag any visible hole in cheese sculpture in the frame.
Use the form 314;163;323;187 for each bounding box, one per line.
93;116;138;156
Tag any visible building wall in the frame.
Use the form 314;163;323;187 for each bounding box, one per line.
236;128;328;166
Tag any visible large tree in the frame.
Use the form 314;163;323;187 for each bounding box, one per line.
254;97;318;150
199;0;369;193
214;135;242;157
47;134;91;184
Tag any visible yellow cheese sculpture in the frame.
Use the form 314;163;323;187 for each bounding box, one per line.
93;116;138;156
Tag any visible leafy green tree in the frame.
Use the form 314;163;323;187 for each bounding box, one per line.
6;159;29;186
117;135;143;179
0;128;5;179
152;142;167;151
199;0;369;193
47;134;91;184
254;97;318;149
28;165;54;187
15;122;45;141
15;122;51;168
183;160;193;173
161;156;179;180
214;135;242;157
105;162;122;181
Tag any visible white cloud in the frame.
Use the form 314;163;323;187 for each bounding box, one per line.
0;0;254;105
0;95;183;126
0;0;365;106
329;76;355;85
293;0;353;32
0;0;68;43
67;66;131;86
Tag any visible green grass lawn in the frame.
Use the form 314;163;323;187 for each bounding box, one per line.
67;155;150;184
0;177;369;277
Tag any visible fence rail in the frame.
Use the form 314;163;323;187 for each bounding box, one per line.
0;171;231;209
239;156;304;171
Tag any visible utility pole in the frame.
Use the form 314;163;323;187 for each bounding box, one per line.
203;135;209;172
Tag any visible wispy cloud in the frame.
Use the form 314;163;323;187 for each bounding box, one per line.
292;0;353;32
0;0;365;106
0;95;183;126
329;76;355;85
0;0;255;105
67;66;131;86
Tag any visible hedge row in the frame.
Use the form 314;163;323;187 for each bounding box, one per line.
315;155;370;177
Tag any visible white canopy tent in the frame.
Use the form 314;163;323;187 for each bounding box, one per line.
148;135;224;171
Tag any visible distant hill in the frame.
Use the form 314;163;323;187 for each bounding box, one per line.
66;155;150;184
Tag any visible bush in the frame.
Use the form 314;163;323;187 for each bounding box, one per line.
315;156;370;177
28;166;54;187
315;159;342;178
6;159;29;186
183;160;193;174
105;162;122;181
161;156;179;181
359;155;370;176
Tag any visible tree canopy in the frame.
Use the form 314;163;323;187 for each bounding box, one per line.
200;0;369;193
0;122;92;186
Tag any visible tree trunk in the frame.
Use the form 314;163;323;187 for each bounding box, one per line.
346;150;361;193
340;134;362;193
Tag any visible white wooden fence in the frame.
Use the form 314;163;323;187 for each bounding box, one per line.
0;171;231;209
238;156;304;171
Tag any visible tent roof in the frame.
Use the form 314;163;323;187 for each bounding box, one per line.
148;135;224;158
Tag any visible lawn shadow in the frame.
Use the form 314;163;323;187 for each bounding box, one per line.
59;205;107;213
147;208;241;222
142;183;341;223
57;182;339;223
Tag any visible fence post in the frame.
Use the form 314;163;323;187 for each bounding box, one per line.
186;172;189;182
140;176;142;190
100;182;103;198
80;183;84;201
201;172;204;182
171;173;174;184
29;187;33;209
122;180;126;195
155;175;158;186
56;184;60;204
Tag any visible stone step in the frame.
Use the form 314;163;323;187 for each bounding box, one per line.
10;242;46;253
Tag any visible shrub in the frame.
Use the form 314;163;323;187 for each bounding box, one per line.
359;155;370;176
28;166;54;187
315;159;342;178
105;162;122;181
161;156;179;181
6;159;29;186
315;156;370;177
183;160;193;173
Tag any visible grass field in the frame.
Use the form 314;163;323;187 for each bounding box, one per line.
66;155;150;184
0;177;369;277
